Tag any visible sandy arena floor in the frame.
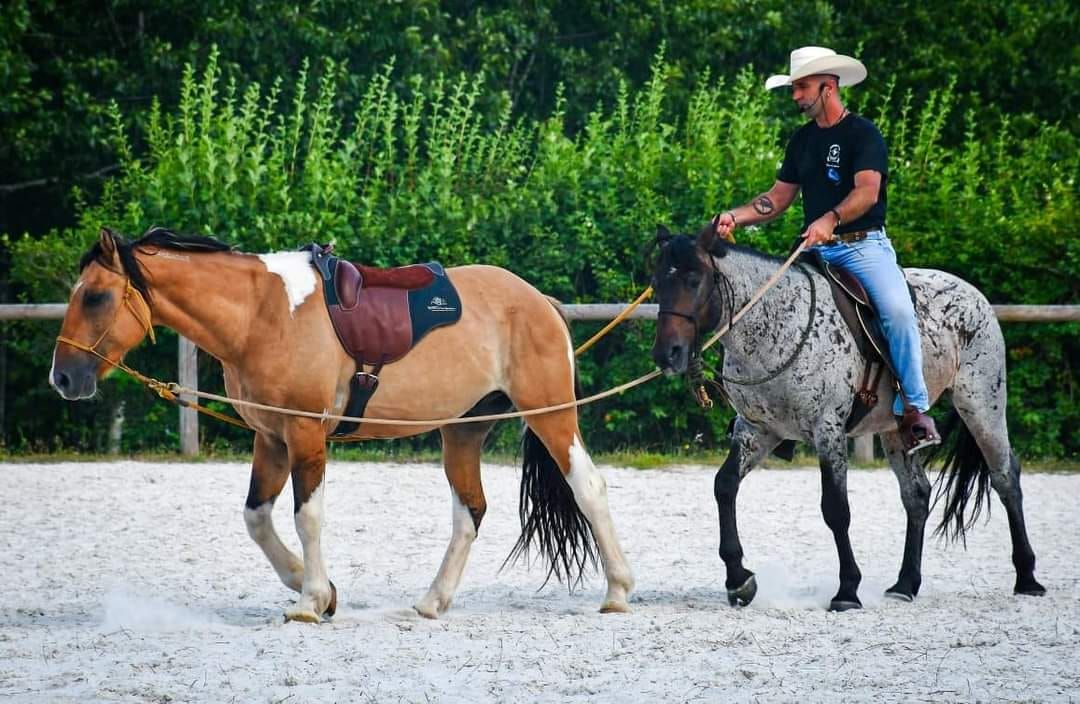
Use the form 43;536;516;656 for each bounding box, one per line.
1;460;1077;702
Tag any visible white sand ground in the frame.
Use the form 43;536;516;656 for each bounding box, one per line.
1;460;1077;703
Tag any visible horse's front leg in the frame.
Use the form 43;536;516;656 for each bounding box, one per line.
283;421;337;623
245;432;304;594
815;428;862;611
716;417;781;607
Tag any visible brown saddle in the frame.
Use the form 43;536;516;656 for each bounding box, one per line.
302;243;462;436
802;251;915;430
330;259;437;365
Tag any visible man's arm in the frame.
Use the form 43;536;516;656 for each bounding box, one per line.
714;180;800;239
802;169;882;246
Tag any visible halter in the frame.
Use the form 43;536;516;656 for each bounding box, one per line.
56;280;157;365
656;241;817;390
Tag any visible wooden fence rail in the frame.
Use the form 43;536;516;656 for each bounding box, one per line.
4;303;1078;459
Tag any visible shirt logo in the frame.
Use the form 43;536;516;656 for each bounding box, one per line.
826;144;842;183
827;144;841;166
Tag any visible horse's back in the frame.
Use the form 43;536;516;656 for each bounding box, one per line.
905;267;1004;350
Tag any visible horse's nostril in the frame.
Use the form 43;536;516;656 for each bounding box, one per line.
56;371;70;390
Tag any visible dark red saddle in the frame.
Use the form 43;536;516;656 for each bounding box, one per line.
301;243;462;436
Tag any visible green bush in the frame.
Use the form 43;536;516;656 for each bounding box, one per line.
6;50;1077;458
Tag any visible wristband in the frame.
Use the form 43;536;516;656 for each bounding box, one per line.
829;208;842;227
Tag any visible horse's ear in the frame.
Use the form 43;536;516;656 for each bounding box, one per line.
99;227;121;267
696;220;716;252
655;224;673;243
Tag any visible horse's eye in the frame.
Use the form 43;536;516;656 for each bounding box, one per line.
685;273;702;289
83;290;111;308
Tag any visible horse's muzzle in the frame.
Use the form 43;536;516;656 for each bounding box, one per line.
652;341;690;376
50;357;98;400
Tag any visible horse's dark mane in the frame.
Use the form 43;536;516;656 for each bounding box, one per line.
79;227;234;301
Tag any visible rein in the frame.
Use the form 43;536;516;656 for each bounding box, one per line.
56;242;806;433
719;261;816;386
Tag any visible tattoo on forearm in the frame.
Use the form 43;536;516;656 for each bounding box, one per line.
753;195;775;215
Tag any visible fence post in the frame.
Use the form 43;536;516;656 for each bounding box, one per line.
178;336;199;456
853;434;874;463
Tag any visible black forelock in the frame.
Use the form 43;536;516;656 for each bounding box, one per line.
665;234;705;270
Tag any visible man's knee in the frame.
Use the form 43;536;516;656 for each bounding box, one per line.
876;293;917;330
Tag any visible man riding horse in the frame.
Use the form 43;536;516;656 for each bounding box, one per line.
713;46;940;453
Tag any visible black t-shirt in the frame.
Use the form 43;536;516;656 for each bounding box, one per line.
777;113;887;234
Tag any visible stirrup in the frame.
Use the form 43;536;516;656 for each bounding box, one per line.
898;406;941;456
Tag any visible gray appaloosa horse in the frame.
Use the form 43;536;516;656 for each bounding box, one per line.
649;223;1045;611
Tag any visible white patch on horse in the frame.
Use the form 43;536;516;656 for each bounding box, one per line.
415;488;477;618
287;481;332;620
257;252;316;316
244;502;302;591
48;277;84;393
565;434;634;610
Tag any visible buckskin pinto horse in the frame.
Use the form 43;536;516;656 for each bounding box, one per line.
49;227;634;622
649;223;1045;610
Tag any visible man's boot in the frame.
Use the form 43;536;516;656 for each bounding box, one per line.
898;406;941;455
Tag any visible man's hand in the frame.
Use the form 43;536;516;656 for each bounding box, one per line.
801;211;838;247
714;211;737;241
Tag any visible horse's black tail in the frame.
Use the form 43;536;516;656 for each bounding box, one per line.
927;409;992;545
502;427;599;591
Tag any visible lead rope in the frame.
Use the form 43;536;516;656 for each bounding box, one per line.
61;241;807;433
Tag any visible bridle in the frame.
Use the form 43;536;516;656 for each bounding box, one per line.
56;278;157;366
656;240;817;387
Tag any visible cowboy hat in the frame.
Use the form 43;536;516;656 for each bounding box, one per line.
765;46;867;90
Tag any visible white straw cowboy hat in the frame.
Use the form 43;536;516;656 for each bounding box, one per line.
765;47;867;90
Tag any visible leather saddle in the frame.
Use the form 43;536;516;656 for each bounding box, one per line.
800;250;916;430
301;243;463;436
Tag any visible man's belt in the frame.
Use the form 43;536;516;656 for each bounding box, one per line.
824;228;878;245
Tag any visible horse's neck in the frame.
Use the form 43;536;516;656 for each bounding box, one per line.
713;249;809;360
139;250;262;364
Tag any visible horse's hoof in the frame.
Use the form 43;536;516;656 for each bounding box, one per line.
413;602;440;620
884;589;915;603
284;607;321;624
599;600;631;614
726;574;757;607
1015;581;1047;597
829;599;863;612
323;580;338;619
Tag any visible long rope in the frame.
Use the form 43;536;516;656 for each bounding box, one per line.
573;285;653;356
62;240;807;431
699;239;808;353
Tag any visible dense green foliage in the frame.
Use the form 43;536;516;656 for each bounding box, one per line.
1;1;1076;457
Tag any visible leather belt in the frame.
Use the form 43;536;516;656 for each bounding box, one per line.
825;228;877;245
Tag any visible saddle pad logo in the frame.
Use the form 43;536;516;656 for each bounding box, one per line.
427;295;457;313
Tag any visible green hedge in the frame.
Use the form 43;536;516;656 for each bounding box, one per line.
5;51;1077;457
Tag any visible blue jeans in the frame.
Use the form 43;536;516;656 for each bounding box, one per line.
815;229;930;414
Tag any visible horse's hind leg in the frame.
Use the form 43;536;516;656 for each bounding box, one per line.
715;417;781;607
524;410;634;613
244;432;305;594
951;373;1045;595
414;421;495;619
880;430;931;601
